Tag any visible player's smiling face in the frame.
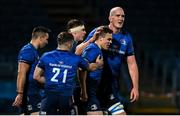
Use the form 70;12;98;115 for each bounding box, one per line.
110;9;125;29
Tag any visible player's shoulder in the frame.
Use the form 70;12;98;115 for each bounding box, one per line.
19;43;35;54
84;43;98;51
88;43;97;48
122;29;132;37
120;30;133;41
41;50;56;57
21;43;32;50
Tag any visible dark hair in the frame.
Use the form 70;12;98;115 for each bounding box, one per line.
32;26;51;39
96;26;113;39
57;32;74;45
66;19;85;31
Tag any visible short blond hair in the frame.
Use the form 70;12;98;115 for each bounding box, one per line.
109;7;124;16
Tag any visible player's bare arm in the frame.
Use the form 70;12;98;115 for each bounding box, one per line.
12;62;30;107
33;66;45;84
75;27;103;55
127;55;139;102
79;70;88;102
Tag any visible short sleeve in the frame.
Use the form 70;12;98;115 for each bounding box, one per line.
126;33;135;56
37;54;46;70
18;48;35;64
82;47;99;63
78;56;89;70
84;28;96;42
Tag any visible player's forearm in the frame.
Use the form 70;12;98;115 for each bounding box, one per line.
16;72;26;94
129;62;139;90
75;42;90;55
127;56;139;90
79;71;87;93
75;37;95;55
88;56;103;71
34;67;45;84
88;63;102;71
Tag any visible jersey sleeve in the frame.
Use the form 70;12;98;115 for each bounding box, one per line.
84;28;97;42
37;54;46;70
78;56;89;70
125;33;135;56
18;48;35;64
81;47;99;63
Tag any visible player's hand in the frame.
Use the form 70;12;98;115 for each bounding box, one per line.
12;94;23;107
90;27;104;42
96;55;103;69
130;87;139;102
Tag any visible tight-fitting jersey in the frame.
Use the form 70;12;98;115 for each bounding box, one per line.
85;28;134;77
81;43;103;80
18;43;41;95
85;28;135;106
37;49;89;96
82;43;103;111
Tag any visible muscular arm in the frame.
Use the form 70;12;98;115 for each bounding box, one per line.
127;55;139;102
78;69;88;102
75;27;103;55
12;62;30;107
17;62;30;93
33;66;45;84
75;38;95;55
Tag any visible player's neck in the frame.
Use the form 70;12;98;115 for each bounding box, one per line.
57;45;70;51
108;24;121;34
95;41;102;49
30;40;38;49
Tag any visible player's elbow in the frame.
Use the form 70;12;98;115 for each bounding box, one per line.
33;71;41;82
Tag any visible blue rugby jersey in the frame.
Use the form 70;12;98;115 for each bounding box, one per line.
37;49;89;96
85;28;134;77
81;43;103;80
18;43;41;95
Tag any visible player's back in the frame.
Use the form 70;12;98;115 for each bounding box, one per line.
38;49;88;96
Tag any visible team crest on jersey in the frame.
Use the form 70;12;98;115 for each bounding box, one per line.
120;39;127;45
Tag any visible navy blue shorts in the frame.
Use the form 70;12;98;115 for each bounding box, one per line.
19;94;41;114
86;78;101;112
40;92;72;115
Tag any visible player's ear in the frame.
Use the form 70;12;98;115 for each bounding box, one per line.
109;16;112;22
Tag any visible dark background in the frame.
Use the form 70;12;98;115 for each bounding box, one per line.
0;0;180;114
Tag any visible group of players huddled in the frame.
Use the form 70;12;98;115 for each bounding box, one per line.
12;6;139;115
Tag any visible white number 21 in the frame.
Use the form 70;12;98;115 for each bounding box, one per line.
51;68;68;83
